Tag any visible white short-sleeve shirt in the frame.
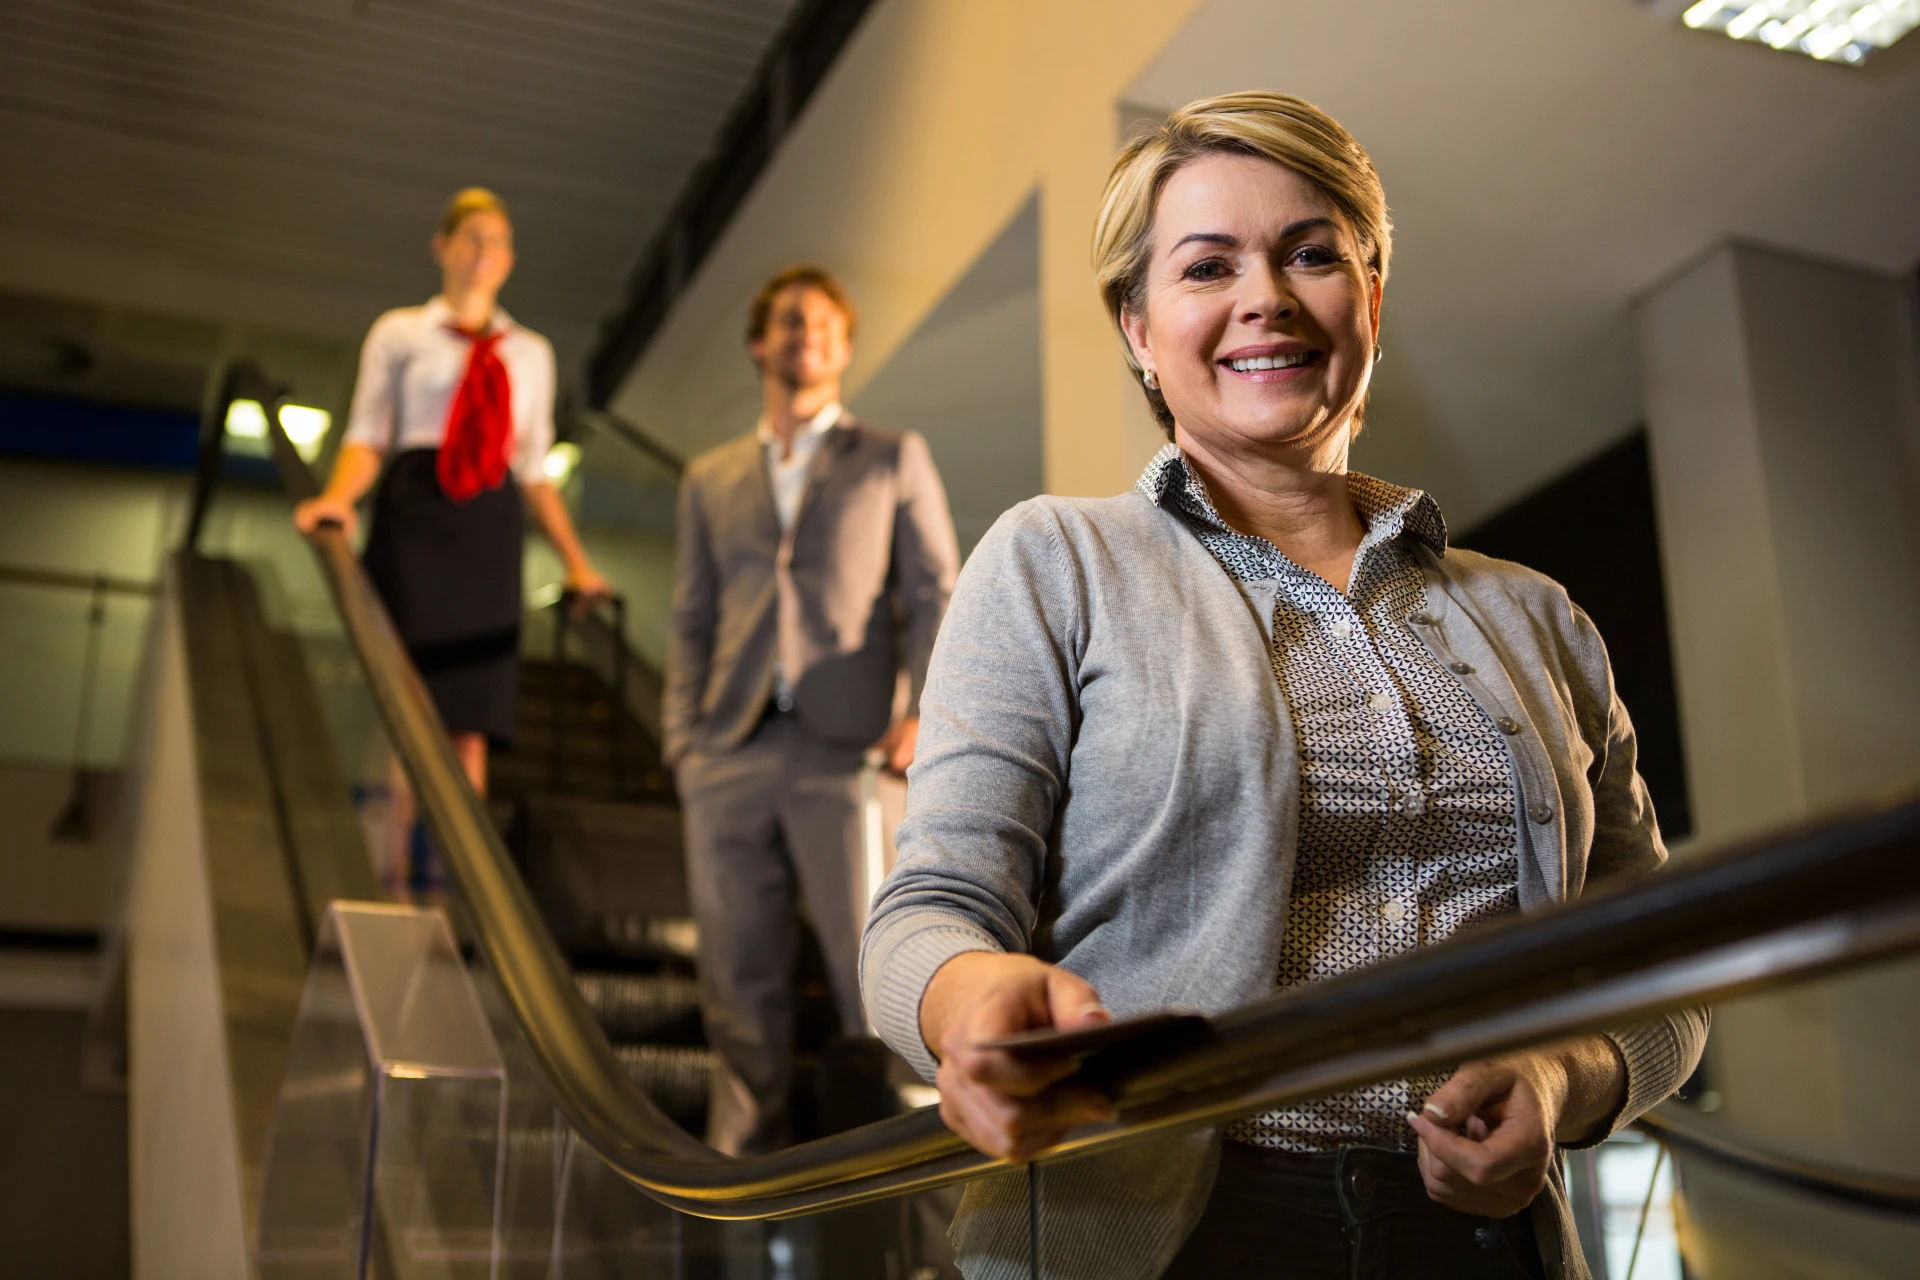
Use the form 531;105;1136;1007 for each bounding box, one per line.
342;296;556;485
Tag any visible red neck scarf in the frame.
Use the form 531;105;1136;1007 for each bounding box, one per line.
438;324;513;503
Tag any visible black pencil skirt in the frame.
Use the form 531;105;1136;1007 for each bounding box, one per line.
362;448;524;747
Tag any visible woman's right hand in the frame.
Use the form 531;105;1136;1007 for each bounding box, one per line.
919;952;1117;1162
293;494;358;539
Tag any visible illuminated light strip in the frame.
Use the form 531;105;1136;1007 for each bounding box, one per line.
224;399;334;462
1668;0;1919;62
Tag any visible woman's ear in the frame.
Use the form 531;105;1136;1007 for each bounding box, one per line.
430;233;448;269
1119;307;1154;380
1368;271;1383;344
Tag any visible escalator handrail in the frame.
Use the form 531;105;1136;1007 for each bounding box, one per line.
570;404;685;475
203;362;1920;1219
1635;1110;1920;1218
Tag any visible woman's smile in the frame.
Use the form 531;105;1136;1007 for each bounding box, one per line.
1218;341;1320;381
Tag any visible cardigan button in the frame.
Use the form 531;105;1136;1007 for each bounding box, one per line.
1450;661;1474;675
1497;716;1522;735
1530;803;1555;824
1408;610;1436;626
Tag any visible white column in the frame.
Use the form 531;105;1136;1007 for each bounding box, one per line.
1637;241;1920;1277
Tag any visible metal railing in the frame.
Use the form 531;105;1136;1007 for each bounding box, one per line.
569;405;684;476
194;361;1920;1220
1636;1110;1920;1218
547;588;631;796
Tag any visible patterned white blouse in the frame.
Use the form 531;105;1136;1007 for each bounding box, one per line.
1139;446;1520;1153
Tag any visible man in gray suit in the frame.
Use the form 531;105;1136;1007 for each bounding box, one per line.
665;265;960;1154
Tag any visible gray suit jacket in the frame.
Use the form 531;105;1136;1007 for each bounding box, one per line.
664;417;960;763
862;490;1707;1280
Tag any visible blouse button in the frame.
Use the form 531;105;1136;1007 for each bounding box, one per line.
1330;619;1355;639
1530;803;1555;824
1380;899;1408;922
1367;691;1395;712
1450;661;1474;675
1497;716;1522;735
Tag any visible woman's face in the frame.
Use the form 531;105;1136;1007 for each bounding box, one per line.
1122;152;1380;466
433;208;516;297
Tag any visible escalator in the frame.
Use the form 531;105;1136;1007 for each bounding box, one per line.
120;363;1920;1279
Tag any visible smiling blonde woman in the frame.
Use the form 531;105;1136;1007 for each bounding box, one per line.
860;93;1706;1279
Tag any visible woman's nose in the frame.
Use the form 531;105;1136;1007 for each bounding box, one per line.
1238;260;1298;325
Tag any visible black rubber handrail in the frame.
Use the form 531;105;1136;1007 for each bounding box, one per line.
1636;1110;1920;1218
199;362;1920;1219
0;563;154;596
570;405;685;475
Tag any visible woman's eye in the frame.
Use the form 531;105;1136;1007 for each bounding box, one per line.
1293;245;1343;268
1182;259;1229;281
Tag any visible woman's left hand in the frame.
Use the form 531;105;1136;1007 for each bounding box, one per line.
1406;1035;1626;1218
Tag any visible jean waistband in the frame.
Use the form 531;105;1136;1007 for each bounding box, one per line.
1219;1141;1443;1222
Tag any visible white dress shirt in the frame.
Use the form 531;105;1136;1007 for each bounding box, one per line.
756;402;843;531
757;401;843;704
342;296;556;485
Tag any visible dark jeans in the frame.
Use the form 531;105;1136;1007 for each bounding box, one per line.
1160;1142;1549;1279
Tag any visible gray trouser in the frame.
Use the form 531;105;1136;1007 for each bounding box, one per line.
677;718;885;1155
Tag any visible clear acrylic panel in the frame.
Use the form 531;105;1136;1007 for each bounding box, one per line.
294;624;417;897
256;902;508;1280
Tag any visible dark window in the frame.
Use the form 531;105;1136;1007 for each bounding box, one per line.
1455;430;1693;840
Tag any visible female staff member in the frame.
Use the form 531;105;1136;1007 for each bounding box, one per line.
861;95;1705;1279
295;188;608;803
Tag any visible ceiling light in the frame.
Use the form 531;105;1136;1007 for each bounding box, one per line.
1673;0;1919;62
279;405;332;462
225;398;268;439
543;441;581;485
223;398;270;458
224;399;332;462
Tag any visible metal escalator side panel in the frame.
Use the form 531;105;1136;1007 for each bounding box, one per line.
124;558;306;1274
225;579;381;927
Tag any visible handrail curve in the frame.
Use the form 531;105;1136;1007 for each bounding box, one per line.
199;361;1920;1220
1636;1110;1920;1218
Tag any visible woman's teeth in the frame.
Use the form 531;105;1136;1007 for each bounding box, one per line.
1226;352;1312;372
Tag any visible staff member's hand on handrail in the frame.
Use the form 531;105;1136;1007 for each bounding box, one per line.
293;442;382;541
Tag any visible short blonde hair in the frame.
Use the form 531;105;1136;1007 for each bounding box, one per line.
438;187;510;238
1092;93;1391;432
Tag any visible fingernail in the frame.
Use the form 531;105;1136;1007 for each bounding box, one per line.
1405;1111;1424;1127
1075;1003;1110;1021
1423;1102;1451;1122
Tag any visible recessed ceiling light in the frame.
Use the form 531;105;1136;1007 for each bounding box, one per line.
279;405;333;462
224;399;332;462
1671;0;1920;64
543;441;581;485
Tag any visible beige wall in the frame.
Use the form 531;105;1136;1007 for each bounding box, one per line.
1639;242;1920;1278
607;0;1206;496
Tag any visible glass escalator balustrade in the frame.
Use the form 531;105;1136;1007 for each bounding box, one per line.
263;542;950;1276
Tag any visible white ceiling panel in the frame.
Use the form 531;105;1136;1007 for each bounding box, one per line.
0;0;803;375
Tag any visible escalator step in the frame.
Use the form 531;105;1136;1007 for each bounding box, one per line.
614;1043;714;1128
574;970;704;1044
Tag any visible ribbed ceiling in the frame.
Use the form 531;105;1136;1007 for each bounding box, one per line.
0;0;802;375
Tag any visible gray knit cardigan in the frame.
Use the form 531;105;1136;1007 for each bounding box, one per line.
861;490;1708;1280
